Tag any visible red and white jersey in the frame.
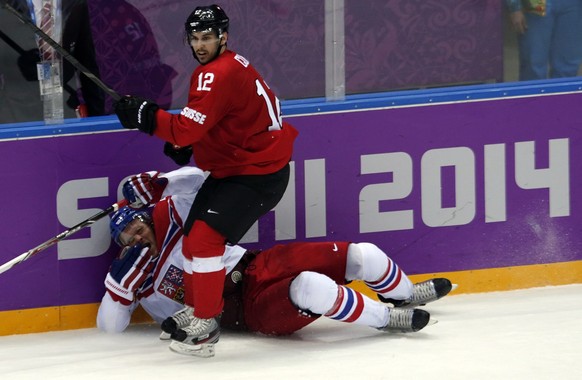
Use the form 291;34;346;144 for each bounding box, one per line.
154;50;298;178
97;167;246;333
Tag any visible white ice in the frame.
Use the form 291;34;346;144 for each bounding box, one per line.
1;284;581;380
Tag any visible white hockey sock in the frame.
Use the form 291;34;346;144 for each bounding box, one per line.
324;285;389;328
346;243;413;301
289;271;389;329
289;271;337;315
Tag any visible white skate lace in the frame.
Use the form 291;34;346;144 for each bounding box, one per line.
183;317;218;336
172;306;195;329
410;281;438;304
386;309;414;330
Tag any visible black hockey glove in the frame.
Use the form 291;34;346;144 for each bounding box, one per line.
114;96;159;135
163;142;192;166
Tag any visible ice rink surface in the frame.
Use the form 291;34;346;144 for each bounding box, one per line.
1;284;581;380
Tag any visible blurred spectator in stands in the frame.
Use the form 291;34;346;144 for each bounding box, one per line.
87;0;177;114
506;0;582;80
0;0;104;123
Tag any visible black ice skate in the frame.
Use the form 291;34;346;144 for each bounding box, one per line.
159;306;195;340
378;308;431;333
379;278;454;308
169;316;221;358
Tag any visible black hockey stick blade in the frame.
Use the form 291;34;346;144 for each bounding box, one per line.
0;199;128;275
0;0;121;101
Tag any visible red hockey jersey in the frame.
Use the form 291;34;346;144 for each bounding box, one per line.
155;50;298;178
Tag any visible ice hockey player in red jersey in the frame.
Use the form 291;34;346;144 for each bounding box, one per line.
97;168;454;358
112;5;298;356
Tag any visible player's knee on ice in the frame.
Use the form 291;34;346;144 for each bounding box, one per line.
289;271;338;315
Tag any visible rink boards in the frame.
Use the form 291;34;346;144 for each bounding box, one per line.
1;81;581;335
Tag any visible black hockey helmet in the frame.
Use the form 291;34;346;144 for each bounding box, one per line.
185;4;229;37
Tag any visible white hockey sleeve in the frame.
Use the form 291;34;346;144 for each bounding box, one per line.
158;166;208;199
96;292;138;333
159;166;208;222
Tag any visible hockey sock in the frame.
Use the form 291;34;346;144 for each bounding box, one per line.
289;271;389;329
346;242;413;301
190;269;226;319
183;220;227;319
324;285;389;328
181;258;195;307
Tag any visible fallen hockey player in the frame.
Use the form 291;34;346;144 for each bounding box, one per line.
97;166;454;358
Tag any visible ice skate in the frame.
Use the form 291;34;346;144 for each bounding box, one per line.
168;316;221;358
378;308;431;333
159;306;195;340
379;278;454;308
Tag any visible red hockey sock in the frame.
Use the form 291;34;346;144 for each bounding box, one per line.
183;220;227;319
182;270;194;307
191;269;226;319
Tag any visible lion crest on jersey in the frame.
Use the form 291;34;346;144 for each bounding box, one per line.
158;264;185;304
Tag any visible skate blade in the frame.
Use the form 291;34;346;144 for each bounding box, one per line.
451;283;459;292
169;341;215;358
159;331;171;341
427;318;438;326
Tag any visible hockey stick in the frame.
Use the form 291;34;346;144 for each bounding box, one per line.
0;0;121;101
0;199;128;275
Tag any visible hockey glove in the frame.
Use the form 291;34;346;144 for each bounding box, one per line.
104;243;156;303
123;172;169;207
163;142;192;166
114;96;159;135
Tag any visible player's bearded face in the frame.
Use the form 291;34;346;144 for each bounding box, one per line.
189;30;225;64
